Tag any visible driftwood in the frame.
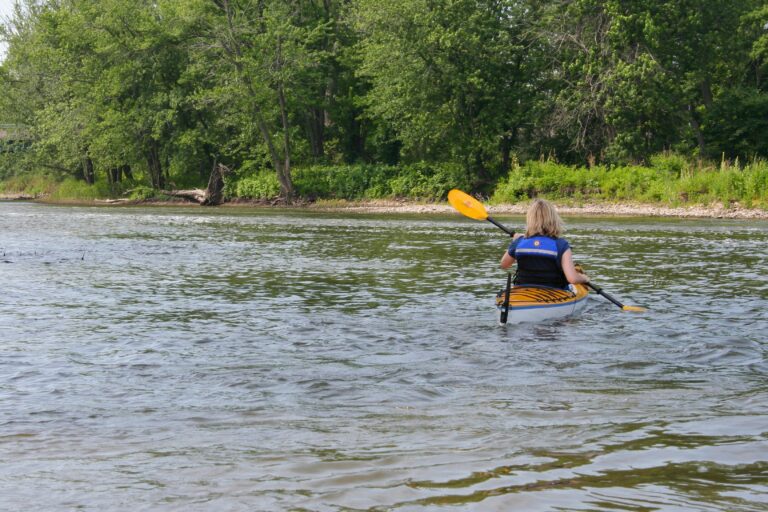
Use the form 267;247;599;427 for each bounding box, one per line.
160;162;231;206
0;193;38;201
161;188;209;203
96;198;133;204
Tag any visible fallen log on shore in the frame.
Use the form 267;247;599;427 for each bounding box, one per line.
159;162;230;206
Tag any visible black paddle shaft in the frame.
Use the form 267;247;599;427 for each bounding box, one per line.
500;272;512;324
487;216;514;236
587;282;625;308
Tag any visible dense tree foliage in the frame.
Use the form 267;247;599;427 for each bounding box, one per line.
1;0;766;199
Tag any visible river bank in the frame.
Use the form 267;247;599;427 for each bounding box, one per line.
2;193;767;219
301;199;768;219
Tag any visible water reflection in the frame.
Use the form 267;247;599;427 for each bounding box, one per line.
0;203;766;510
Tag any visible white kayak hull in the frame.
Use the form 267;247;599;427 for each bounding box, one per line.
495;284;590;324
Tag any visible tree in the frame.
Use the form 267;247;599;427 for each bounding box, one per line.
699;2;768;159
540;0;764;163
177;0;333;201
0;0;208;189
352;0;539;185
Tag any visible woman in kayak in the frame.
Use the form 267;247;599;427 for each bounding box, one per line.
500;198;589;289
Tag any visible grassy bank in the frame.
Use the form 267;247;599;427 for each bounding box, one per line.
2;154;767;210
228;162;472;202
492;155;768;209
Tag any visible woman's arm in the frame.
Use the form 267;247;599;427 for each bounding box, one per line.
561;248;589;284
500;233;523;269
500;252;515;270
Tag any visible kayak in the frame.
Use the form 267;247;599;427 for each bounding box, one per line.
495;284;590;324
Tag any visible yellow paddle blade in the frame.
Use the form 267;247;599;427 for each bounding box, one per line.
622;305;647;312
448;189;488;221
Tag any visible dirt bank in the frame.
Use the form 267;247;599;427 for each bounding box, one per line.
301;200;768;219
0;193;39;201
4;194;767;219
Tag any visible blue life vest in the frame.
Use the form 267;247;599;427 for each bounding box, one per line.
513;236;559;260
511;236;568;288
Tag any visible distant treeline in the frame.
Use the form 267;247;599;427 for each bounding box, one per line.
0;0;767;202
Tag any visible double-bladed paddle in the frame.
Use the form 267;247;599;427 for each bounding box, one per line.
585;282;646;312
447;188;646;313
447;189;515;236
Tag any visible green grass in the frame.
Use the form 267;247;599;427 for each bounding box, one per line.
2;154;767;209
491;154;768;209
0;173;132;202
224;162;472;201
0;174;59;197
47;178;110;201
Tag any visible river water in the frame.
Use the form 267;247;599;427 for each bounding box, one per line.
0;202;766;511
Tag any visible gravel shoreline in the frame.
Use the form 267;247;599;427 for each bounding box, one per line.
3;194;766;219
304;200;768;219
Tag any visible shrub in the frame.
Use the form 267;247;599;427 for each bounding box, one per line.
128;185;157;201
601;166;662;200
491;161;603;203
0;173;59;197
48;178;106;201
293;164;396;199
291;162;467;201
388;162;470;200
231;171;281;200
649;152;690;177
492;157;710;204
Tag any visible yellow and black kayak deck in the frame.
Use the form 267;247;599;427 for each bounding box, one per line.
495;284;589;309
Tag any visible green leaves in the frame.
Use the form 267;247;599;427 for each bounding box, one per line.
541;0;766;163
1;0;767;195
353;0;532;179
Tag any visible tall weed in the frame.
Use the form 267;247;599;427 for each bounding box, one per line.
491;154;768;207
48;178;111;201
0;174;59;197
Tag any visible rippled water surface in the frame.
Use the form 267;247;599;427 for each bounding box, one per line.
1;202;767;511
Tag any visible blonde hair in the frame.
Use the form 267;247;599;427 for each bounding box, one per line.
525;199;564;238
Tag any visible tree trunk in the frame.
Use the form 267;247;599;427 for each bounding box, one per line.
216;0;294;201
275;39;295;201
201;163;230;206
700;78;713;109
688;104;706;154
83;156;95;185
307;107;325;158
121;165;134;181
500;127;516;175
146;140;164;189
108;164;130;184
200;145;216;181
